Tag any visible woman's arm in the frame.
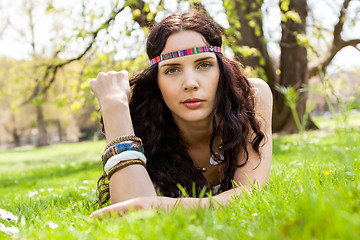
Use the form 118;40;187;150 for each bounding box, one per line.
232;78;273;189
90;180;252;218
90;71;156;203
89;191;241;218
90;78;273;218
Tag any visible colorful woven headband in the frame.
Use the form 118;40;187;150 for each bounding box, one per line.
149;46;222;66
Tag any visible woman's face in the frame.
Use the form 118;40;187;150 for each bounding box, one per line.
157;30;220;126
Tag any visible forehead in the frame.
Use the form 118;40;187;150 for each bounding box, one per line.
161;30;208;54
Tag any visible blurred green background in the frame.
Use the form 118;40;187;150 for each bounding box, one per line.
0;0;359;149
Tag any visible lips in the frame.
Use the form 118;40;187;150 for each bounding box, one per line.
182;98;205;109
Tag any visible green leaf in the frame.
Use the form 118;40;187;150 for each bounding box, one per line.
259;57;265;66
280;0;290;12
144;3;150;12
70;101;82;112
285;10;302;24
234;46;258;58
133;9;141;19
248;19;256;28
146;13;154;22
296;33;310;48
45;3;54;13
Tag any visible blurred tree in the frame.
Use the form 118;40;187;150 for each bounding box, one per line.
21;0;163;145
116;0;360;133
0;0;7;38
0;58;36;147
218;0;360;133
1;0;359;141
0;0;132;146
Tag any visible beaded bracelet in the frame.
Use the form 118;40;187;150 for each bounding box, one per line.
104;150;147;174
107;159;146;180
104;135;143;152
102;141;144;166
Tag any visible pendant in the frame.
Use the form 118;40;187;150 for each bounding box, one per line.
210;152;224;166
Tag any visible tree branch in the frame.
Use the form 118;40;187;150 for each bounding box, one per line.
333;0;351;45
188;0;208;14
308;37;360;78
344;39;360;48
308;0;356;78
24;5;127;103
129;1;156;28
354;45;360;52
0;21;7;38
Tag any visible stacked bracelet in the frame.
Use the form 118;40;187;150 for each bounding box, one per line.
101;135;147;180
102;141;144;166
104;135;142;152
107;159;146;179
104;150;147;173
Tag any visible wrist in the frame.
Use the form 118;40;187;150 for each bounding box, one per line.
99;95;129;110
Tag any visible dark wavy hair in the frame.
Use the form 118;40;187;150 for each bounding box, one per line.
96;12;264;205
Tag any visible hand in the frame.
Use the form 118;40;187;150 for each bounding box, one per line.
90;196;160;219
89;70;131;107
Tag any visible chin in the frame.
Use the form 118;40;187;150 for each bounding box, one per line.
173;112;212;123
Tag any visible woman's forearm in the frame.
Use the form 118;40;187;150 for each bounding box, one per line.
100;97;135;142
101;98;157;203
109;165;156;203
90;188;245;218
156;187;244;210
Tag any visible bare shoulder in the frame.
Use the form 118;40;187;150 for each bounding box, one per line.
248;78;272;101
248;78;273;122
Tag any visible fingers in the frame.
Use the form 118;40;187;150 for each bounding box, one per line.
96;70;128;81
90;201;131;219
89;78;97;94
90;206;126;219
89;70;131;104
90;70;129;87
89;208;107;219
90;209;120;220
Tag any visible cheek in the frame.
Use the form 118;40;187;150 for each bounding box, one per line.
158;79;177;103
210;72;220;96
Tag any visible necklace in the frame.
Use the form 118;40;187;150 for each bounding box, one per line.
196;140;224;173
197;152;224;172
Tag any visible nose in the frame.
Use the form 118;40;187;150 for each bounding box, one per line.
183;69;199;91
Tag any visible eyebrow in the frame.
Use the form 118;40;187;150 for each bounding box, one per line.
159;56;215;69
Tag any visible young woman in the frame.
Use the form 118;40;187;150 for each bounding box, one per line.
89;12;273;218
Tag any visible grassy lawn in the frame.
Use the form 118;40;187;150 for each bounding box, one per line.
0;116;359;239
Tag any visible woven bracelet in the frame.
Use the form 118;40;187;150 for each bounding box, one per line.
102;141;144;166
104;135;143;152
104;150;147;173
107;159;146;180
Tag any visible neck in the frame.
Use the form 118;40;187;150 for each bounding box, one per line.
174;118;214;148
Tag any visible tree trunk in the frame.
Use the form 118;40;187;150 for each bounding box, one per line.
3;114;23;148
12;128;21;147
272;0;309;133
56;119;63;142
227;0;277;88
36;105;49;147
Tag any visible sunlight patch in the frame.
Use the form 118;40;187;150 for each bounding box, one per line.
0;223;19;235
0;209;18;222
48;221;58;229
28;191;39;198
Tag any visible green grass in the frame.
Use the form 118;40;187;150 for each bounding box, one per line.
1;118;359;239
312;110;360;130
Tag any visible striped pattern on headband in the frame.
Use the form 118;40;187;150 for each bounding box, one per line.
149;46;222;66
